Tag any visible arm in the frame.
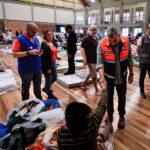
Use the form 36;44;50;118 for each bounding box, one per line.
128;42;134;84
96;43;107;87
41;42;52;73
12;39;40;58
136;37;142;56
81;48;87;66
91;89;108;127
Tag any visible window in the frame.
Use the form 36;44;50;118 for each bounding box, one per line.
122;28;129;37
88;14;96;24
136;11;144;22
115;14;119;23
105;14;111;22
134;28;142;36
76;16;83;25
123;12;130;22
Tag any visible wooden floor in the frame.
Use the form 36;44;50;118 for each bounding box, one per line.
0;52;150;150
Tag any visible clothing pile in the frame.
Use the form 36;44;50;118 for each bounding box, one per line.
0;98;65;150
0;69;19;94
0;47;12;54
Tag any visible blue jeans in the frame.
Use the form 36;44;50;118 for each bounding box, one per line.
44;62;57;93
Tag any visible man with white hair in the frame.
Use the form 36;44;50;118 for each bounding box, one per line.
81;25;100;96
97;27;133;129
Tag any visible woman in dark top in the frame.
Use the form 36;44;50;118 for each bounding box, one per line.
41;30;58;99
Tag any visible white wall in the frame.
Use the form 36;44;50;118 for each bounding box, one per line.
75;11;84;25
56;9;74;24
33;6;54;23
4;2;32;21
0;1;3;19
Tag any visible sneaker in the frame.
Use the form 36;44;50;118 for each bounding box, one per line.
105;115;113;122
118;116;125;129
140;92;146;99
95;90;101;96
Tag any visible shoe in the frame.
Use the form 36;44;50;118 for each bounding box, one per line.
140;92;146;99
105;115;113;122
95;90;101;96
64;71;75;75
48;91;58;100
118;116;125;129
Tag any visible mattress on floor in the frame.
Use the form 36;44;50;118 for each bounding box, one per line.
0;69;19;94
57;72;100;88
75;56;83;62
57;61;85;72
0;47;12;54
57;74;83;88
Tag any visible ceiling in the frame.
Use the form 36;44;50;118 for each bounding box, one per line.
16;0;119;9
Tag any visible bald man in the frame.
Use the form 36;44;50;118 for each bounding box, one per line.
12;22;42;100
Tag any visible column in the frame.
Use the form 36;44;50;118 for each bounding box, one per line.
31;0;34;21
84;7;88;26
2;0;6;29
53;0;56;24
100;4;104;25
119;1;124;24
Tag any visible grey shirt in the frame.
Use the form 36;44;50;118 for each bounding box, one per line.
97;41;133;85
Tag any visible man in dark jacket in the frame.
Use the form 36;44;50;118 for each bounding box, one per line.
64;25;77;75
137;23;150;99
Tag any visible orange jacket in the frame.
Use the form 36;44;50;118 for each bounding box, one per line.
100;36;130;62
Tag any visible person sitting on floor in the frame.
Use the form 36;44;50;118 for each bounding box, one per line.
57;84;107;150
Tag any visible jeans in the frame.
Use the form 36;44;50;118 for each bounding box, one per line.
106;76;127;117
139;63;150;93
19;70;42;100
44;62;57;93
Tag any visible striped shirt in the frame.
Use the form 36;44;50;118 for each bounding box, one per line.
57;90;107;150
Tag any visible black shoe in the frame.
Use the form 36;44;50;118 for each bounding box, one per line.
118;116;125;129
140;92;146;99
48;91;57;100
64;71;75;75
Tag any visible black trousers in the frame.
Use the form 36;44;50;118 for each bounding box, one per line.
19;70;42;100
67;52;76;73
139;63;150;93
106;76;127;117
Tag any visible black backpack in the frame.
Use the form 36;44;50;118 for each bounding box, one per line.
0;119;45;150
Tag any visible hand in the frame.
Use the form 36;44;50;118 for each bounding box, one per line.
28;50;40;56
99;77;107;89
83;59;87;66
47;69;51;74
128;74;133;84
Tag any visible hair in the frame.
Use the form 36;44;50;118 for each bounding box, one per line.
27;22;38;30
107;27;119;38
88;24;97;32
65;102;91;134
43;30;52;40
66;25;72;30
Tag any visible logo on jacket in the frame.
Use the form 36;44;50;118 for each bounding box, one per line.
28;46;33;50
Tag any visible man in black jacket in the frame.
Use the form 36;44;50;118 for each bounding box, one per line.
64;25;77;75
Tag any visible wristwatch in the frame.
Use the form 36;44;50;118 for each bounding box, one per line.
27;51;30;56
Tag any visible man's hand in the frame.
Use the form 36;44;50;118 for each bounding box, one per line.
47;69;51;74
28;50;40;56
99;76;107;89
128;74;133;84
